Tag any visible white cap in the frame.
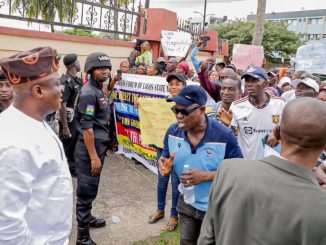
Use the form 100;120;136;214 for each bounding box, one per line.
278;77;291;89
291;78;319;93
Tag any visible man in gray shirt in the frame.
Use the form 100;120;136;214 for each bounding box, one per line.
198;97;326;245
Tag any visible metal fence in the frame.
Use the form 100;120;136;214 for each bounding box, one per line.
177;18;202;39
0;0;145;39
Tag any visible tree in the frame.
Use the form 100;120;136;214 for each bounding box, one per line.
252;0;266;45
11;0;75;32
210;20;303;63
10;0;131;33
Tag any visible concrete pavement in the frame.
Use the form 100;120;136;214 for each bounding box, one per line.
69;152;173;245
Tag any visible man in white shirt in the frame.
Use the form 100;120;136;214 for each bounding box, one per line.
281;77;319;103
230;67;285;160
0;47;73;245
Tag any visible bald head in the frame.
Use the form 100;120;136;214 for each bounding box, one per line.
281;97;326;149
219;68;237;81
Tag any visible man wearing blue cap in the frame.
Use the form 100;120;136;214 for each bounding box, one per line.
230;67;285;160
160;85;243;245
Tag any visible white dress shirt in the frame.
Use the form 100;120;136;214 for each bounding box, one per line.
0;105;73;245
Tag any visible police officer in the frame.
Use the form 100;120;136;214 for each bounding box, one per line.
75;52;111;245
59;53;83;177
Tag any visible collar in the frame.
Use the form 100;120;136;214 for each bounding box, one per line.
249;92;270;109
261;155;319;186
89;76;102;89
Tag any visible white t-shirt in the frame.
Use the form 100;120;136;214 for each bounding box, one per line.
0;105;73;245
281;89;296;103
230;95;285;160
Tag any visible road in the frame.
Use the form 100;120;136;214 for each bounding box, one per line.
69;152;173;245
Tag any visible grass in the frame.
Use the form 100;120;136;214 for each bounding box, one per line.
133;228;180;245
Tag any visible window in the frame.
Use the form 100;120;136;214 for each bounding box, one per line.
307;18;312;24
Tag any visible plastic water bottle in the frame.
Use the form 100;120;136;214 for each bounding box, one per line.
183;164;195;204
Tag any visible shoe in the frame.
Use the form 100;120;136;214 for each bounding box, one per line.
89;216;106;228
162;216;178;231
76;226;97;245
148;211;164;224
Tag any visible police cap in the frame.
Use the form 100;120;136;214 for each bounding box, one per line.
63;53;78;66
0;70;7;81
84;52;112;73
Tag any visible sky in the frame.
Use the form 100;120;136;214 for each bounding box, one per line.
148;0;326;20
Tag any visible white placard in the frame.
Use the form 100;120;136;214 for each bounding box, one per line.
161;30;192;57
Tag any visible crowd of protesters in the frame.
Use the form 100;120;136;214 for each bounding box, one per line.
0;36;326;245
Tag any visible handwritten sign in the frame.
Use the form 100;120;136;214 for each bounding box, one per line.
231;44;264;70
138;97;176;148
161;30;192;57
295;40;326;74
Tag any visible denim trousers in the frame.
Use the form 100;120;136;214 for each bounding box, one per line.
156;163;180;217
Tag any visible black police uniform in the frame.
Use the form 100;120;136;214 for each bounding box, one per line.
59;73;83;174
75;76;110;227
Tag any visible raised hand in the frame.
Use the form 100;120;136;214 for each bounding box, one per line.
159;152;176;176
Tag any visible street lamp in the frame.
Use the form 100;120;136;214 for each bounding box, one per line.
193;11;214;31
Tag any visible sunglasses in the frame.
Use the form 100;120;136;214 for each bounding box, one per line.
171;105;202;116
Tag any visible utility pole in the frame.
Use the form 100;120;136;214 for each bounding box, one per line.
145;0;150;8
203;0;207;32
252;0;267;45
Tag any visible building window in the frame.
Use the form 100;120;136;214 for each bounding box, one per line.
307;18;312;24
323;34;326;39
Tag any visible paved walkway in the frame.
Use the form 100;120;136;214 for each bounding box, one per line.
69;152;173;245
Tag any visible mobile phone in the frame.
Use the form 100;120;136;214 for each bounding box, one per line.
117;69;122;75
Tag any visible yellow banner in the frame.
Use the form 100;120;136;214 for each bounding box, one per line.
138;97;176;148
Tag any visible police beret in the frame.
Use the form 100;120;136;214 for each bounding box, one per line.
63;53;78;66
0;70;7;81
0;46;59;85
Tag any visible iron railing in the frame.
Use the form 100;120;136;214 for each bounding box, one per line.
0;0;145;39
177;18;202;39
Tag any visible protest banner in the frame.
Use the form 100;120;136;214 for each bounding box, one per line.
113;74;170;174
113;74;214;174
231;44;264;70
294;40;326;74
138;97;176;149
161;30;192;57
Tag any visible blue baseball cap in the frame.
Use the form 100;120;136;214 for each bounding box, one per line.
241;66;268;81
166;85;207;107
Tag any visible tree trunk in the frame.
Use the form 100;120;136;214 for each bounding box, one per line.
252;0;266;45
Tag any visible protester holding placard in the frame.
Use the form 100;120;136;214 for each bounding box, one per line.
147;73;187;232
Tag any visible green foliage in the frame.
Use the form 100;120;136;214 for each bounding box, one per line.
60;29;100;38
210;20;303;62
133;228;180;245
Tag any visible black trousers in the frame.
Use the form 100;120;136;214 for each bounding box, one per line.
75;136;108;227
177;196;206;245
59;119;79;172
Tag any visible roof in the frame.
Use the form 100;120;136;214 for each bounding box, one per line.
247;9;326;20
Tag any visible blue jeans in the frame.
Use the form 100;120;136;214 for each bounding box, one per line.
157;159;180;217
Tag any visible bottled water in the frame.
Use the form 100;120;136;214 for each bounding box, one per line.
183;164;195;204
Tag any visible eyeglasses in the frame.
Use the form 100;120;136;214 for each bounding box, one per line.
171;105;202;116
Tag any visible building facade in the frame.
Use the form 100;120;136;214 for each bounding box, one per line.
247;9;326;41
